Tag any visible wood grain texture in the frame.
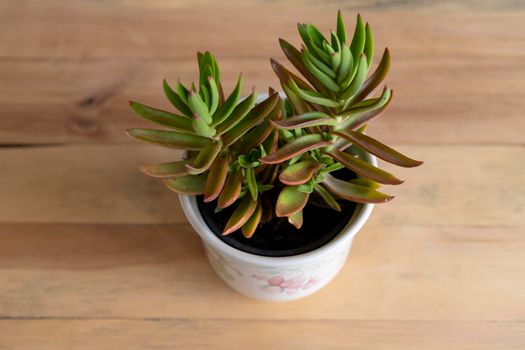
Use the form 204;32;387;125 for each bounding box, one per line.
1;0;524;348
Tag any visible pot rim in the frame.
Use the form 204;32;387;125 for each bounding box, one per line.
179;153;377;266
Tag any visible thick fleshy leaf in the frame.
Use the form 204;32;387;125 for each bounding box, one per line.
276;186;309;217
129;101;194;132
313;183;341;211
322;174;393;203
288;79;339;107
204;152;230;202
270;58;312;91
340;53;368;102
191;114;216;137
222;93;279;147
238;120;273;151
336;10;347;44
349;14;366;64
279;38;328;94
338;88;392;130
215;91;256;135
279;160;324;185
337;44;352;85
163;79;193;118
187;90;212;124
164;174;207;195
301;51;340;92
304;50;336;79
349;178;380;190
352;48;391;103
207;76;220;115
211;75;242;126
334;130;423;167
327;149;403;185
363;23;374;67
270;112;336;130
125;128;212;150
241;201;262;238
260;134;331;164
185;141;222;175
139;159;192;178
246;167;258;201
223;195;258;235
218;169;242;208
288;210;303;229
282;84;313;115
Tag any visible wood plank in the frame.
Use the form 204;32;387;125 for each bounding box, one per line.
0;223;523;320
0;3;524;145
0;319;523;350
0;144;522;225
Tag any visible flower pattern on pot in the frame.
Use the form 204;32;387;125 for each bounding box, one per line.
252;273;321;294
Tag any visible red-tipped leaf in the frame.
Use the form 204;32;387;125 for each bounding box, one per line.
185;140;222;175
218;169;242;208
204;152;230;202
164;174;207;195
322;174;393;203
270;112;336;130
279;160;324;185
275;186;309;217
125;128;212;150
260;134;331;164
139;159;192;178
223;196;258;235
241;201;263;238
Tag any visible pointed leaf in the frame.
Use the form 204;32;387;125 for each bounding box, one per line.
260;134;331;164
313;183;341;211
211;75;242;126
242;201;262;238
335;130;423;168
246;167;258;201
363;23;374;67
270;58;312;90
349;178;380;190
340;53;368;102
349;14;366;64
238;120;273;151
185;140;223;175
222;93;279;147
288;210;303;229
125;128;212;150
336;10;347;44
282;84;313;115
139;159;192;178
352;48;391;103
327;149;403;185
223;196;258;235
301;51;340;92
288;79;339;107
276;186;309;217
129;101;194;132
163;79;193;118
187;90;211;124
337;44;352;85
215;91;256;135
270;111;336;130
204;152;230;202
304;50;336;79
338;88;392;130
218;169;242;208
164;174;207;195
322;174;393;203
280;160;324;185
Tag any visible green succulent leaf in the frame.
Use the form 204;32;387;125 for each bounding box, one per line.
163;79;193;118
270;111;337;130
192;114;216;137
246;167;258;201
215;91;256;135
238;120;273;151
222;92;279;147
322;173;393;203
327;149;404;185
279;160;324;185
241;200;263;238
352;48;391;103
336;10;347;44
260;134;331;164
270;58;313;91
218;169;242;208
207;76;220;115
349;178;381;190
276;185;309;217
364;23;374;67
337;44;353;85
334;130;423;167
340;53;368;103
129;101;194;133
211;75;243;126
187;90;212;124
313;183;341;211
185;140;223;175
204;152;230;202
282;84;313;115
338;87;392;130
125;128;212;150
349;14;366;65
288;79;340;107
164;173;207;195
223;195;258;235
303;50;336;79
176;82;190;104
301;50;340;92
139;159;192;178
288;210;303;229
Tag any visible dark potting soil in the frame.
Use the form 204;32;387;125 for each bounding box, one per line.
196;170;358;257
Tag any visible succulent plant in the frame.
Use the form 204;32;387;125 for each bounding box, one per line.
126;52;282;237
262;10;423;226
127;11;422;238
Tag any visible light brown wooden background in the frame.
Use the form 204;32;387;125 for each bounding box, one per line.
0;0;524;349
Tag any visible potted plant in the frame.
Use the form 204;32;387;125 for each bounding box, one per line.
126;11;422;301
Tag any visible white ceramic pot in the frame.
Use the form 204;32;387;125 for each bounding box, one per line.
179;152;376;302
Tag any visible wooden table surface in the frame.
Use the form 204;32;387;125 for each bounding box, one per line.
1;0;524;349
